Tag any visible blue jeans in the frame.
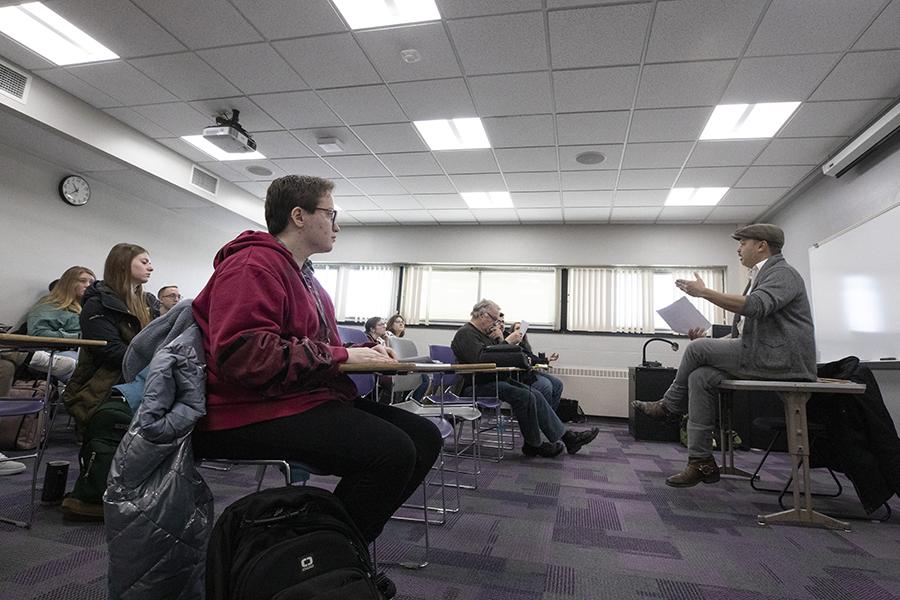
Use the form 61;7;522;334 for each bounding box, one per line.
464;379;565;448
531;373;564;411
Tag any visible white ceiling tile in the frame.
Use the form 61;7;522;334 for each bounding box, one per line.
398;175;457;194
556;112;630;145
474;208;519;223
40;68;122;108
273;34;380;88
271;157;340;178
482;115;556;148
227;159;288;181
189;97;282;133
251;92;341;129
637;60;735;108
349;177;407;195
628;108;713;143
449;173;507;192
156;137;220;162
747;0;887;56
686;140;769;167
622;141;693;169
351;123;428;153
105;107;171;138
66;62;178;105
371;195;422;210
248;131;314;159
46;0;186;57
735;165;814;188
291;126;369;155
434;150;499;174
506;172;561;192
721;54;840;103
564;207;611;222
613;190;669;207
854;0;900;50
334;197;379;211
705;205;766;222
675;166;745;187
231;0;346;40
495;147;558;172
379;152;443;176
348;210;398;224
754;137;847;166
197;44;308;95
432;209;477;223
517;208;564;222
610;206;663;222
130;102;208;137
448;12;548;75
719;188;789;206
549;4;651;68
325;155;391;177
390;79;477;120
356;22;462;83
131;0;262;49
617;169;680;189
436;0;542;18
387;210;437;223
511;192;561;208
810;50;900;101
779;100;893;137
469;72;553;116
318;86;406;125
331;178;364;196
657;206;713;222
233;180;271;197
562;191;613;207
646;0;766;62
553;66;640;113
558;145;622;171
560;171;617;191
415;194;465;209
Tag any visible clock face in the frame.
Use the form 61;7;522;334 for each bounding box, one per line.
59;175;90;206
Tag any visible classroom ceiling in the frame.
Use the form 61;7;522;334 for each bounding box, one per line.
2;0;900;226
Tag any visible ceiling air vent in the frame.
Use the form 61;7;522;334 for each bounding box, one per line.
190;165;218;195
0;59;30;103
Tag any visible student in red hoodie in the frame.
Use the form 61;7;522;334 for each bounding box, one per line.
192;175;442;546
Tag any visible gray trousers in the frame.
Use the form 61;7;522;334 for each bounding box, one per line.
660;338;751;459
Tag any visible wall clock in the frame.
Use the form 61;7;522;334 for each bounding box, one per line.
59;175;90;206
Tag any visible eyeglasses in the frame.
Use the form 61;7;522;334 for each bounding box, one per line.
314;207;338;226
161;293;182;300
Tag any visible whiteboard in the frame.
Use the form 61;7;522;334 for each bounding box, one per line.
809;203;900;362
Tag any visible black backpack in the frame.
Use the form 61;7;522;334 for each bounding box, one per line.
207;485;382;600
69;393;133;504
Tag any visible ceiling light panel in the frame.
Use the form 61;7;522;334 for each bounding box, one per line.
462;191;512;209
700;102;801;139
182;135;267;161
413;118;490;151
333;0;440;30
665;187;729;206
0;2;118;66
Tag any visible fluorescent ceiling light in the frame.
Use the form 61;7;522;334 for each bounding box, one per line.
700;102;800;140
333;0;440;29
413;118;490;151
462;191;512;209
0;2;118;65
182;135;266;161
665;187;729;206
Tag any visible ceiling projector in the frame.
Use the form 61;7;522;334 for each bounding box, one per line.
202;109;257;153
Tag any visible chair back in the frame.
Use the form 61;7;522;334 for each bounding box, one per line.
337;326;368;344
348;373;375;398
428;345;461;390
388;336;418;359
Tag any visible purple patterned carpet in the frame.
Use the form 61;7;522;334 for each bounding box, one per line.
2;418;900;600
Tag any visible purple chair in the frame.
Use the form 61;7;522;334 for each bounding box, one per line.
0;396;50;528
337;326;368;345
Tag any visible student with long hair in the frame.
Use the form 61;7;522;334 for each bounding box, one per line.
61;243;155;520
25;266;95;380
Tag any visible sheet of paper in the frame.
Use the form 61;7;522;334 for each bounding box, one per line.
656;297;712;335
519;320;529;336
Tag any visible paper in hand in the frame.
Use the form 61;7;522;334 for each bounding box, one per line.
656;297;712;335
519;320;529;336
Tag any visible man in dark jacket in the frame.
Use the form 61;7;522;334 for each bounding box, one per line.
634;224;816;487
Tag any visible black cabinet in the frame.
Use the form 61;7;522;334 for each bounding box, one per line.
628;366;679;442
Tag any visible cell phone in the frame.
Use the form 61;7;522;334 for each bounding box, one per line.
519;320;529;336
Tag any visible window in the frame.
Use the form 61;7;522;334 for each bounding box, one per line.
312;263;398;322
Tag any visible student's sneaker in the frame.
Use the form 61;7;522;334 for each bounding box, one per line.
0;453;26;476
562;427;600;455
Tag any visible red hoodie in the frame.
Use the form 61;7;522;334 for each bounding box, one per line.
192;230;353;431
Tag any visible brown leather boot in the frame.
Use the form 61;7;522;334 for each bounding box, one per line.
630;399;674;421
665;457;720;488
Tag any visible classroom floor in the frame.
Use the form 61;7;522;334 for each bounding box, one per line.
2;417;900;600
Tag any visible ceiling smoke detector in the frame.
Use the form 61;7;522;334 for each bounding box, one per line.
316;137;344;153
400;48;421;63
575;151;606;165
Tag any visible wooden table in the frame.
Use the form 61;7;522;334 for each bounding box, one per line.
0;333;107;350
719;378;866;530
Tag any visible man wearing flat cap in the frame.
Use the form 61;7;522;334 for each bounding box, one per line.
633;223;816;487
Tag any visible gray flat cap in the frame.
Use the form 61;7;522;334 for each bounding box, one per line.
732;223;784;247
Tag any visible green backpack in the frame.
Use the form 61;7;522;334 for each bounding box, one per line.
69;395;133;504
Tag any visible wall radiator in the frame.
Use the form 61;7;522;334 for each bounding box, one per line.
551;367;629;418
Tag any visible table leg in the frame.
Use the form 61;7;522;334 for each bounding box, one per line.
757;391;849;531
718;390;753;479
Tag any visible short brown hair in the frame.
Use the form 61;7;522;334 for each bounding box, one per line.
265;175;335;235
